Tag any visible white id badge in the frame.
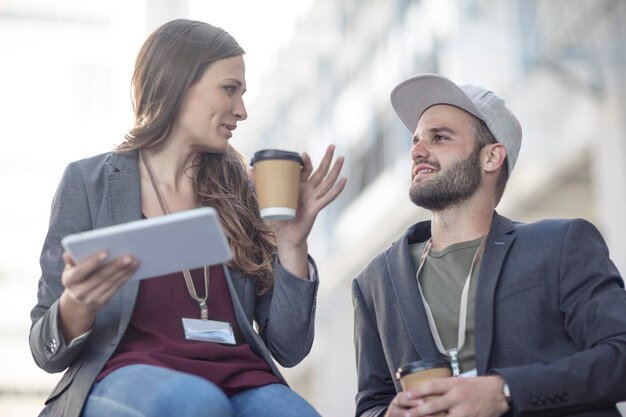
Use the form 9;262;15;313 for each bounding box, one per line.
181;318;236;345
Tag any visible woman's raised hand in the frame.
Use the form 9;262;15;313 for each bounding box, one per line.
249;144;346;278
271;144;346;246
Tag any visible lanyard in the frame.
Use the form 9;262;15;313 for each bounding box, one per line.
415;237;486;376
140;150;210;321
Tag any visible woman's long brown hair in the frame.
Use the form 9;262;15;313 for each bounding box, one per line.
118;19;276;293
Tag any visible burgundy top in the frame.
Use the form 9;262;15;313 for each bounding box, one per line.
96;265;281;394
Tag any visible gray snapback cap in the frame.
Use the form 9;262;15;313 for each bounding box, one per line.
390;73;522;176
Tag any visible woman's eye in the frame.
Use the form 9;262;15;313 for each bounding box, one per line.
224;85;236;94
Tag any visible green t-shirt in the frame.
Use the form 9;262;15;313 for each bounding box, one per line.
409;236;484;374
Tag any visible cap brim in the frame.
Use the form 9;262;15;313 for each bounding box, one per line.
390;74;484;133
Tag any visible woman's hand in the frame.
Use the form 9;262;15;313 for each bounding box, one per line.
59;251;139;341
273;145;346;243
249;144;347;278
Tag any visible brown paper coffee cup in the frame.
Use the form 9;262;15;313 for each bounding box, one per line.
250;149;303;220
396;359;452;417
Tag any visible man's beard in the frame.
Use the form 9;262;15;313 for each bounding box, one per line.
409;145;482;211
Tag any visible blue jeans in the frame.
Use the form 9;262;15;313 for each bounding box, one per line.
81;365;321;417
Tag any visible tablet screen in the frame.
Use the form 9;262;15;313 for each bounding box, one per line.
61;207;232;281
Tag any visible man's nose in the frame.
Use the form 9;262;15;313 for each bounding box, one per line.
410;139;430;161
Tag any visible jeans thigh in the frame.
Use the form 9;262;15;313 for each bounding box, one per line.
230;383;321;417
81;364;233;417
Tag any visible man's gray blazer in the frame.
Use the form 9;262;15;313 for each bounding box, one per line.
353;213;626;416
29;150;318;417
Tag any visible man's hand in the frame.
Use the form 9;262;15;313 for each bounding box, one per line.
412;375;510;417
384;390;420;417
385;375;510;417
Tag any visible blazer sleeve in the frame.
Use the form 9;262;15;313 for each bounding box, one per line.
492;219;626;415
352;278;396;417
255;256;319;368
29;162;94;373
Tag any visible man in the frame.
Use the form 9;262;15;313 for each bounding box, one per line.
352;73;626;417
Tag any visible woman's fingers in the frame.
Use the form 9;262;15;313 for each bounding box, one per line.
92;256;137;290
317;176;347;210
301;148;346;214
315;156;345;198
63;254;138;308
62;250;107;287
62;251;77;268
88;258;138;305
305;145;336;186
246;166;255;187
300;152;314;181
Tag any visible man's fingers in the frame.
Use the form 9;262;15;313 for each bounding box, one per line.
412;377;453;397
392;391;419;409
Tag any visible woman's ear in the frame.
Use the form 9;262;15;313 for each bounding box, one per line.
482;143;507;174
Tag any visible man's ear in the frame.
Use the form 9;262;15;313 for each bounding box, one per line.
482;143;507;174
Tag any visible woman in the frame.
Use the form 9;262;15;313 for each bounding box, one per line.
29;19;346;417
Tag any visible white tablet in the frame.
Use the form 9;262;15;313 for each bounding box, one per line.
61;207;232;281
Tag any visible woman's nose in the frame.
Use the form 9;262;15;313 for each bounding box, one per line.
234;97;247;121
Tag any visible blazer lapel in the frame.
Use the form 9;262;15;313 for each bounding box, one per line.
223;267;249;325
106;151;142;227
474;212;516;374
388;223;440;359
105;151;142;335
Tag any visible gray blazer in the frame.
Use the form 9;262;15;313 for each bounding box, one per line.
353;213;626;417
30;150;318;417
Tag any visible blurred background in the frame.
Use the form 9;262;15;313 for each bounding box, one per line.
1;0;625;416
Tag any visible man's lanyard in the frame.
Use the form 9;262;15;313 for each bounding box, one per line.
415;237;486;376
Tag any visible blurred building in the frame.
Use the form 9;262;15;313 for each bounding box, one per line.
235;0;626;415
2;0;625;416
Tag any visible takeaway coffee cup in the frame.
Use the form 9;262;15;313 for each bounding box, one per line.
250;149;303;220
396;359;452;416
